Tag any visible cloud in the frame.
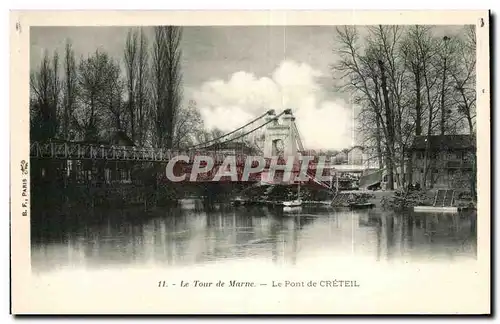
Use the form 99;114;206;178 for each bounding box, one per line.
190;60;354;150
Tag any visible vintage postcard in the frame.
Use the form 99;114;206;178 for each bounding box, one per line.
10;10;490;314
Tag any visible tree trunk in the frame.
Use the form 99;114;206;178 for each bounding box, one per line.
414;67;422;136
400;145;406;188
467;111;474;135
407;150;413;187
378;59;394;190
422;105;433;189
375;113;384;169
440;57;447;135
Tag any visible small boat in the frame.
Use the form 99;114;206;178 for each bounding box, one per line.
283;199;303;207
349;202;375;209
283;205;303;213
231;196;246;206
283;181;302;208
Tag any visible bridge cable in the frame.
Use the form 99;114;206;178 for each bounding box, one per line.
188;110;273;150
292;121;305;152
198;111;286;150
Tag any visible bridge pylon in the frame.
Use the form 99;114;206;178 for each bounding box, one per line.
260;109;302;185
262;109;299;159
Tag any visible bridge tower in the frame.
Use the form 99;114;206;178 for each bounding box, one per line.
263;109;300;159
261;109;302;185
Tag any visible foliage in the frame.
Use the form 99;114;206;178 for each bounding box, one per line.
380;189;435;210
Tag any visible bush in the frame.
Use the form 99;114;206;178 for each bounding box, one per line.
381;189;434;210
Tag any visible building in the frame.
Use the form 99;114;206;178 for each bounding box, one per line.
347;146;364;165
66;130;137;184
409;135;476;189
332;151;348;165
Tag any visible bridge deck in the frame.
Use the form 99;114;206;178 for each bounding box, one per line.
30;142;251;163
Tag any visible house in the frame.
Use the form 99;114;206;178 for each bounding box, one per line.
333;151;348;165
334;146;380;169
103;130;136;184
347;146;364;165
409;135;476;189
66;130;137;184
108;130;135;147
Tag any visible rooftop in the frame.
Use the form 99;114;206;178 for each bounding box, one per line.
411;135;476;150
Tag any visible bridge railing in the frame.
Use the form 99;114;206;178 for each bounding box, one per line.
30;141;347;175
29;142;257;164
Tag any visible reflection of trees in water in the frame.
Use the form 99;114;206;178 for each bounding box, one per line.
31;202;478;272
191;204;318;265
202;206;276;261
374;210;477;261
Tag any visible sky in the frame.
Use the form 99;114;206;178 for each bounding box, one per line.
30;25;464;150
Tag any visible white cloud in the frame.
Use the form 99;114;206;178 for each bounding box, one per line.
190;60;354;150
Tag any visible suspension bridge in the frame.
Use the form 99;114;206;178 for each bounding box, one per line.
30;109;377;191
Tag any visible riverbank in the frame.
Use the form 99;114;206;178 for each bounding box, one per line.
232;187;394;208
236;184;333;206
380;189;476;210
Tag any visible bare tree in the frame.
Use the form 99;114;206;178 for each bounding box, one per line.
450;25;476;135
172;100;204;149
75;50;118;141
62;40;78;141
100;58;124;133
124;29;138;142
123;27;151;146
151;26;183;149
30;51;60;141
333;26;403;189
136;28;150;146
51;51;61;131
411;27;440;188
333;25;468;189
435;35;459;135
401;26;430;138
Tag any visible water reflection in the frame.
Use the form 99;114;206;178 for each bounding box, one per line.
31;200;477;273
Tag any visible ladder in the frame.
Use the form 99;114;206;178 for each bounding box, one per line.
433;189;446;207
433;189;455;207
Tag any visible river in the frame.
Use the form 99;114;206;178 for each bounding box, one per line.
31;200;477;273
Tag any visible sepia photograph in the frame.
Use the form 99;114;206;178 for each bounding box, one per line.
10;10;490;314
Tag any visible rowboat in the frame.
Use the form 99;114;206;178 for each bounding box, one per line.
349;202;375;209
283;199;302;207
283;205;303;213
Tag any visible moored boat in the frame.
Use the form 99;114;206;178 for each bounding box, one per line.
283;199;302;207
349;202;375;209
283;181;302;208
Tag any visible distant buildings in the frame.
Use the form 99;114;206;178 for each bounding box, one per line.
328;146;381;190
347;146;363;165
334;135;476;191
331;146;380;170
